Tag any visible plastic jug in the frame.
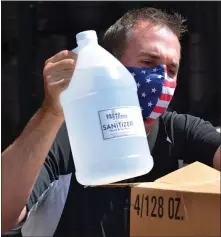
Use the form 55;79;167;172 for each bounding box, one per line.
60;30;153;185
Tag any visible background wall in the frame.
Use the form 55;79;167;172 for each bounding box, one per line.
2;1;221;151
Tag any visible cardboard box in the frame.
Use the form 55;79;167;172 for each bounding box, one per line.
129;162;220;236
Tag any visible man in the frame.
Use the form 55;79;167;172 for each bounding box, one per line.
2;7;220;237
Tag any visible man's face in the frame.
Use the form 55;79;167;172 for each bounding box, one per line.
121;20;181;80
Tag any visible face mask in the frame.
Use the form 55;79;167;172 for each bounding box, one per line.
126;64;176;124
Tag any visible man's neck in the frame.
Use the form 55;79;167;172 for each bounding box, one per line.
145;121;155;136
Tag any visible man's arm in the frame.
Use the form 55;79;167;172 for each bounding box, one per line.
162;111;220;170
2;109;63;232
1;50;77;232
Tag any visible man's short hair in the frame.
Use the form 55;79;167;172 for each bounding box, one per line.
102;7;187;59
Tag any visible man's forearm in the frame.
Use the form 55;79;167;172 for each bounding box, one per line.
2;108;64;232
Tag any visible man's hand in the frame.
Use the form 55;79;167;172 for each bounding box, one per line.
213;146;220;171
42;50;77;118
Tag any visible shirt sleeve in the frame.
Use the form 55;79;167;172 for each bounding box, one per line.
162;111;220;167
26;123;73;212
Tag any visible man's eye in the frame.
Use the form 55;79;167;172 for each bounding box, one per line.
168;69;176;77
141;61;152;66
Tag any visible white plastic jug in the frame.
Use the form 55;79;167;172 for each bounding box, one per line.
60;30;153;185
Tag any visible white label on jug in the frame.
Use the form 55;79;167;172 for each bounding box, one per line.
98;107;141;140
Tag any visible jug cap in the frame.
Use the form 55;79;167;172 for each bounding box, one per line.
76;30;97;43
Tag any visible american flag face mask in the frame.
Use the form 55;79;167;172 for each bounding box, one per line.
126;64;176;124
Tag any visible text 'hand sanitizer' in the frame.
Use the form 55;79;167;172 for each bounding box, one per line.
60;30;154;185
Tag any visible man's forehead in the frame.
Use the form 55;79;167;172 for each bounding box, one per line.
140;42;180;65
131;20;181;62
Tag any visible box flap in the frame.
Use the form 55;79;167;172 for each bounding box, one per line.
154;162;220;194
97;183;138;188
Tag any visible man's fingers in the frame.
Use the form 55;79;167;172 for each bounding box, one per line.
50;78;71;90
45;50;77;65
46;74;72;83
45;50;68;65
45;59;75;75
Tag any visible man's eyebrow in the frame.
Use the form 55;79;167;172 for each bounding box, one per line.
138;52;179;70
138;52;161;59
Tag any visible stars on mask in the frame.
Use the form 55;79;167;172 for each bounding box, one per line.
131;72;136;77
151;88;157;93
153;68;157;72
141;92;146;98
141;70;146;74
137;82;141;88
148;101;153;107
146;78;151;83
157;75;163;79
